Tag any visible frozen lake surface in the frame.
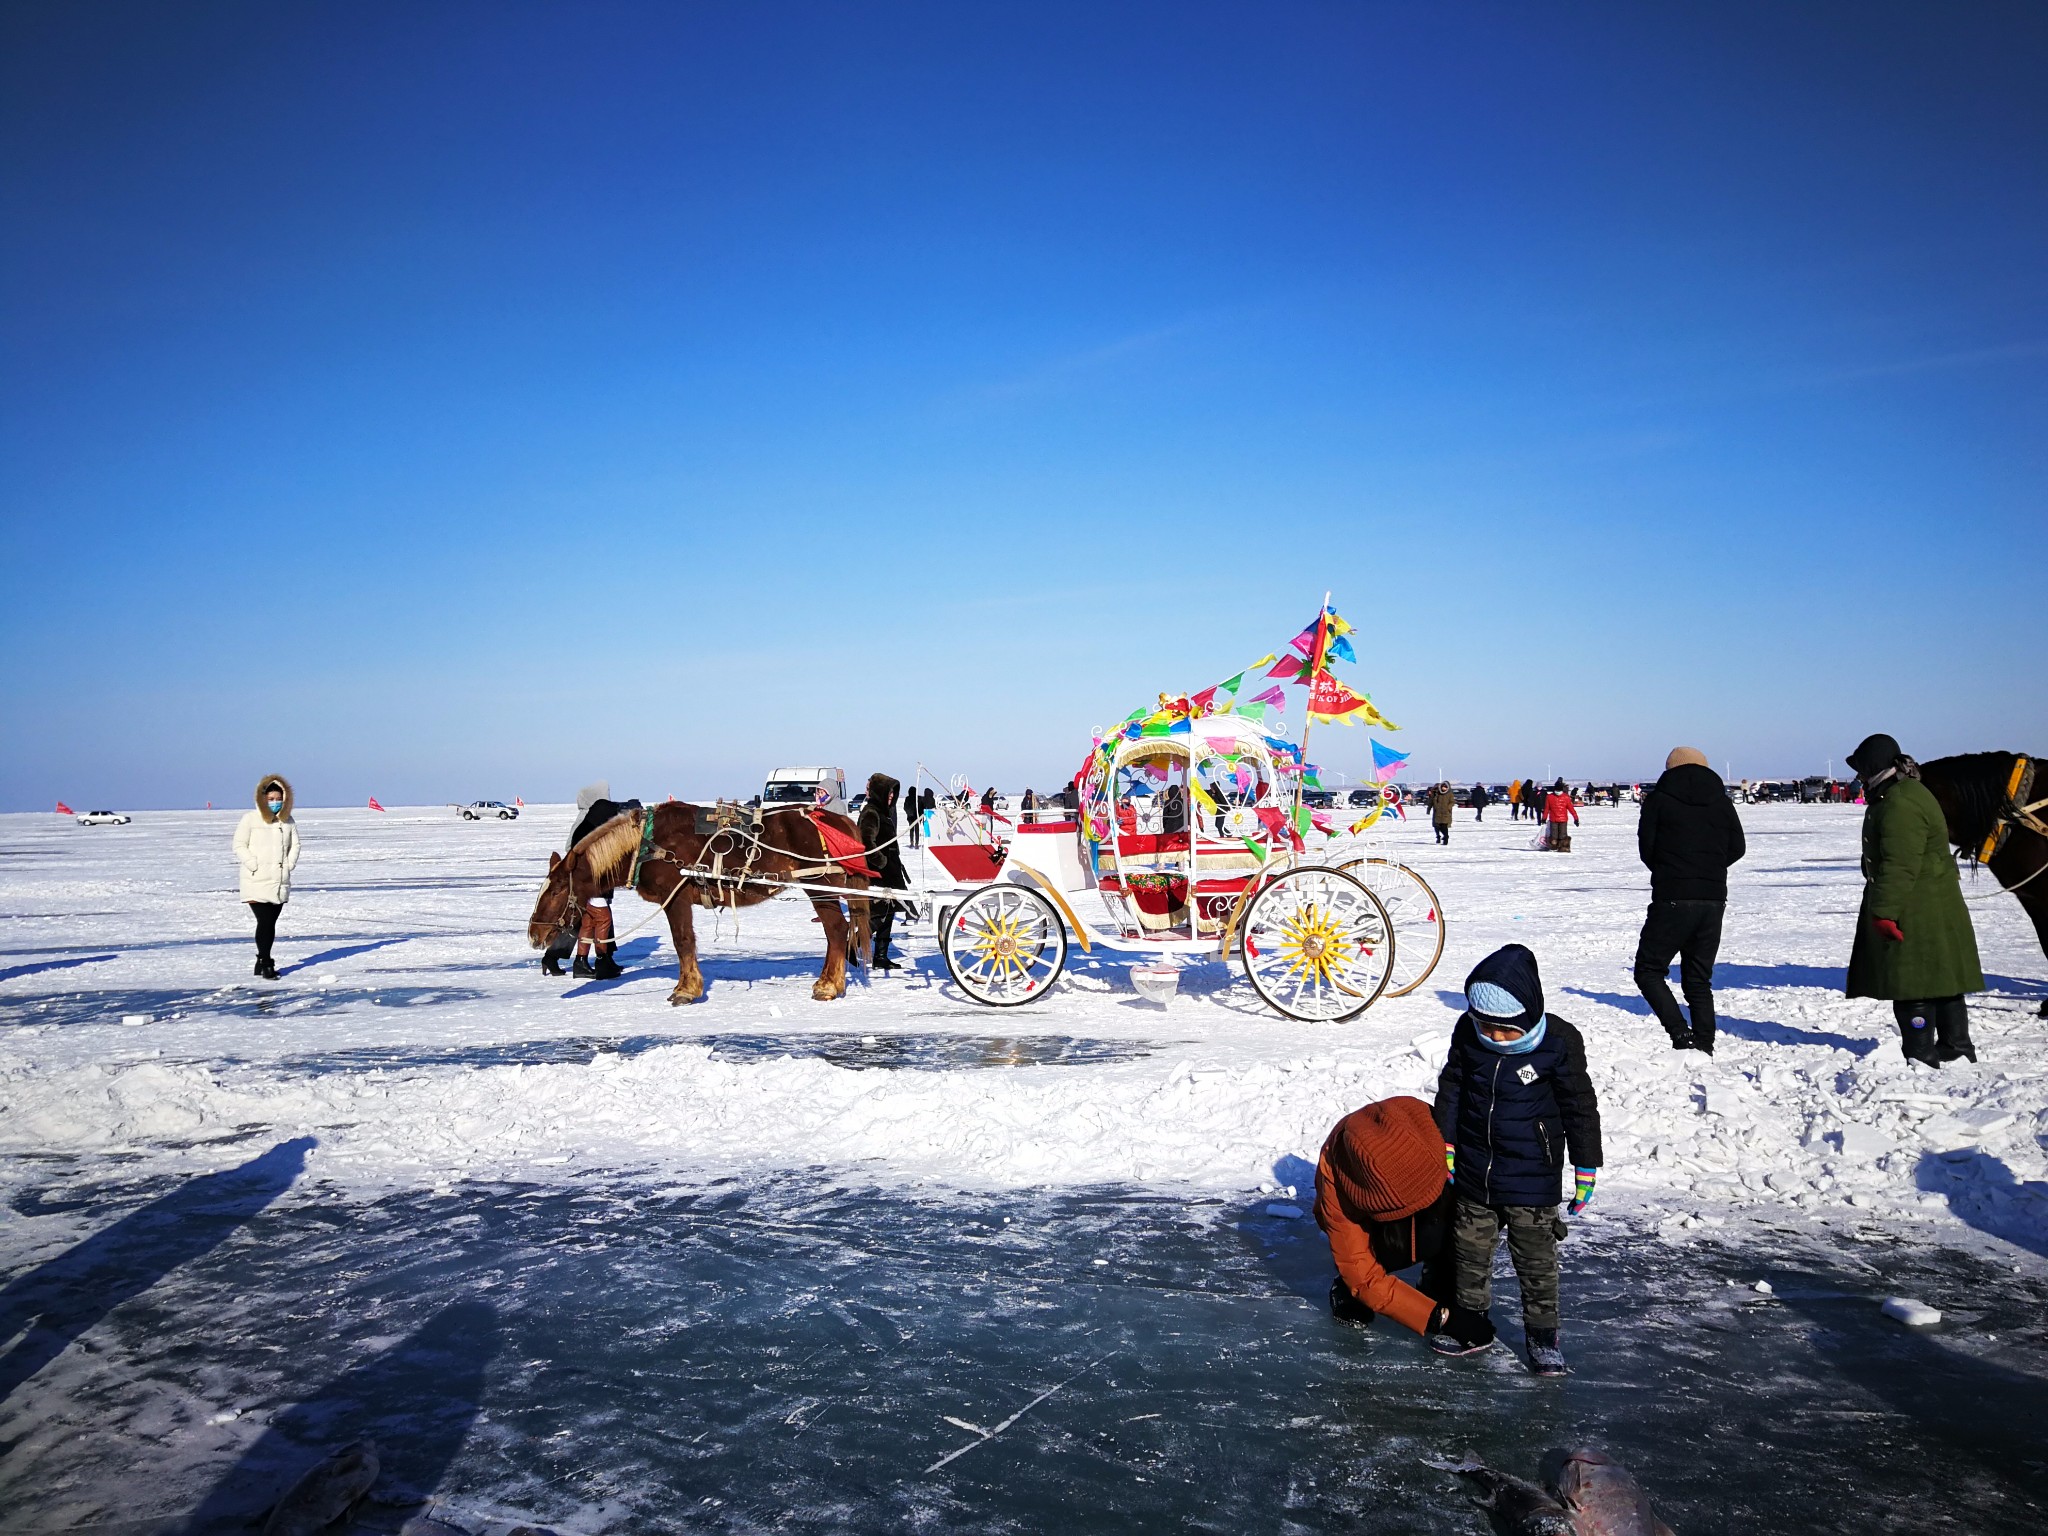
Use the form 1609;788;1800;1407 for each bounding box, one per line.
2;803;2045;1530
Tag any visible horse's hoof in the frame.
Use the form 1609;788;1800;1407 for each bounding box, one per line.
812;982;839;1002
669;988;702;1006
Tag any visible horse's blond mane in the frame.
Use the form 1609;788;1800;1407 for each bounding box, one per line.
575;812;643;887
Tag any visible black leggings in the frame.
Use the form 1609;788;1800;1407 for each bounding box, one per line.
250;901;281;960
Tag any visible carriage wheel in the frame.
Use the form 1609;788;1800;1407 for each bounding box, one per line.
1238;867;1393;1021
941;884;1068;1006
1334;856;1446;997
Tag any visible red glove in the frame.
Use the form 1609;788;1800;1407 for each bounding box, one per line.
1873;918;1905;944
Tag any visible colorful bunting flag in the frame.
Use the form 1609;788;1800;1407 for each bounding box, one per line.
1370;739;1411;781
1305;669;1398;729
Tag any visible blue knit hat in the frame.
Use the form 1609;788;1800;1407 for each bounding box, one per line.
1464;943;1543;1033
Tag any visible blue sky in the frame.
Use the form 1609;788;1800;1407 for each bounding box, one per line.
3;3;2043;809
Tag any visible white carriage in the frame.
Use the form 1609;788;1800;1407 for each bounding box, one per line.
913;710;1445;1022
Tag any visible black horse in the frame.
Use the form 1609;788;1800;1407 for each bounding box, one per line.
1919;751;2048;1017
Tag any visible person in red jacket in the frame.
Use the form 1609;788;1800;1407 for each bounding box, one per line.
1542;779;1580;852
1313;1095;1456;1336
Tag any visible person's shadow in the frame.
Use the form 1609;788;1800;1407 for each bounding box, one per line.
1915;1150;2048;1260
1563;986;1870;1054
0;1137;314;1405
178;1298;499;1530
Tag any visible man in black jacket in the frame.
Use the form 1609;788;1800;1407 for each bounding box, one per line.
1634;746;1746;1053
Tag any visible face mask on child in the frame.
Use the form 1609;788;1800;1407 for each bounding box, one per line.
1474;1014;1548;1055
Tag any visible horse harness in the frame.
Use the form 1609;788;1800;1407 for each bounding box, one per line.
1972;755;2048;895
1975;756;2048;859
626;801;872;910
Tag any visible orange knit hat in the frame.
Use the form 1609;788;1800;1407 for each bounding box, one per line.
1326;1095;1446;1221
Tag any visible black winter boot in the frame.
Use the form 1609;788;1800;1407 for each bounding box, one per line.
1664;1025;1691;1051
1429;1306;1496;1356
1934;998;1976;1064
1896;1005;1942;1066
1525;1327;1569;1376
1691;1024;1715;1056
572;955;597;978
592;951;622;980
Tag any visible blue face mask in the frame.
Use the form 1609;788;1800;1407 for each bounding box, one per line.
266;799;283;814
1473;1014;1548;1055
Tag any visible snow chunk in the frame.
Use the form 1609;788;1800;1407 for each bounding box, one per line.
1881;1297;1941;1327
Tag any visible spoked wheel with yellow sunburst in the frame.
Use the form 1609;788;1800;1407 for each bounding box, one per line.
941;884;1068;1006
1333;856;1445;998
1237;866;1394;1021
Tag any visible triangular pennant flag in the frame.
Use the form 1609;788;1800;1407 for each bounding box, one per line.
1326;631;1356;664
55;801;73;815
1370;739;1410;776
1250;685;1286;707
1265;653;1310;682
368;797;385;812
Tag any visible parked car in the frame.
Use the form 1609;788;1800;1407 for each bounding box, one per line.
75;810;131;826
763;766;848;815
460;801;519;820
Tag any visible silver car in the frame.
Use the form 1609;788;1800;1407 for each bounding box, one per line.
75;810;132;826
460;801;519;820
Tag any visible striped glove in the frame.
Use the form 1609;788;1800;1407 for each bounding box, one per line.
1568;1167;1598;1216
1444;1144;1456;1178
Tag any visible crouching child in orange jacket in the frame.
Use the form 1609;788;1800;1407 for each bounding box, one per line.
1313;1095;1457;1337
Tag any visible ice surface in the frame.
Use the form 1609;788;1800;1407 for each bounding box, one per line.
2;801;2045;1529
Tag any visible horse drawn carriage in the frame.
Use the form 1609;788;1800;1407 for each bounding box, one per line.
530;600;1448;1021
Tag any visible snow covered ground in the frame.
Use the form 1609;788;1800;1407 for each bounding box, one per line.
2;802;2045;1531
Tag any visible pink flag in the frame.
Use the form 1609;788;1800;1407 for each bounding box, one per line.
55;801;73;815
368;797;385;812
1249;685;1286;707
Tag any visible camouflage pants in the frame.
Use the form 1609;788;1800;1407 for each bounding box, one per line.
1453;1195;1565;1330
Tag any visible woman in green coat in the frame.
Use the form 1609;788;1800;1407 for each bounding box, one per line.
1845;733;1984;1065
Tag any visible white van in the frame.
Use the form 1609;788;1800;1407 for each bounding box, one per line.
763;766;848;815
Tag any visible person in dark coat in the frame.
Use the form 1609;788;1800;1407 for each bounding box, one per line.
859;772;909;970
1428;781;1457;845
1469;782;1491;822
1634;746;1746;1053
1845;734;1985;1064
1431;944;1602;1376
1314;1096;1457;1337
904;772;922;848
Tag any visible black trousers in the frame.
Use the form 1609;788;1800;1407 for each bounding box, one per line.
250;901;281;961
871;893;897;963
1633;899;1724;1043
1474;805;1485;821
1433;824;1450;845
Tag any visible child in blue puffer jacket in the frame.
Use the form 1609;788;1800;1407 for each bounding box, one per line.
1430;943;1603;1376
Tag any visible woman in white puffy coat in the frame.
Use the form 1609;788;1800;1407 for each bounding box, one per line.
233;774;300;979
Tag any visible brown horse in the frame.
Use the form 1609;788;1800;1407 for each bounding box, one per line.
1919;751;2048;1017
527;803;873;1004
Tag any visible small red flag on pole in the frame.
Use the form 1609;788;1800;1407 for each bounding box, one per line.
55;801;73;815
368;797;385;812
